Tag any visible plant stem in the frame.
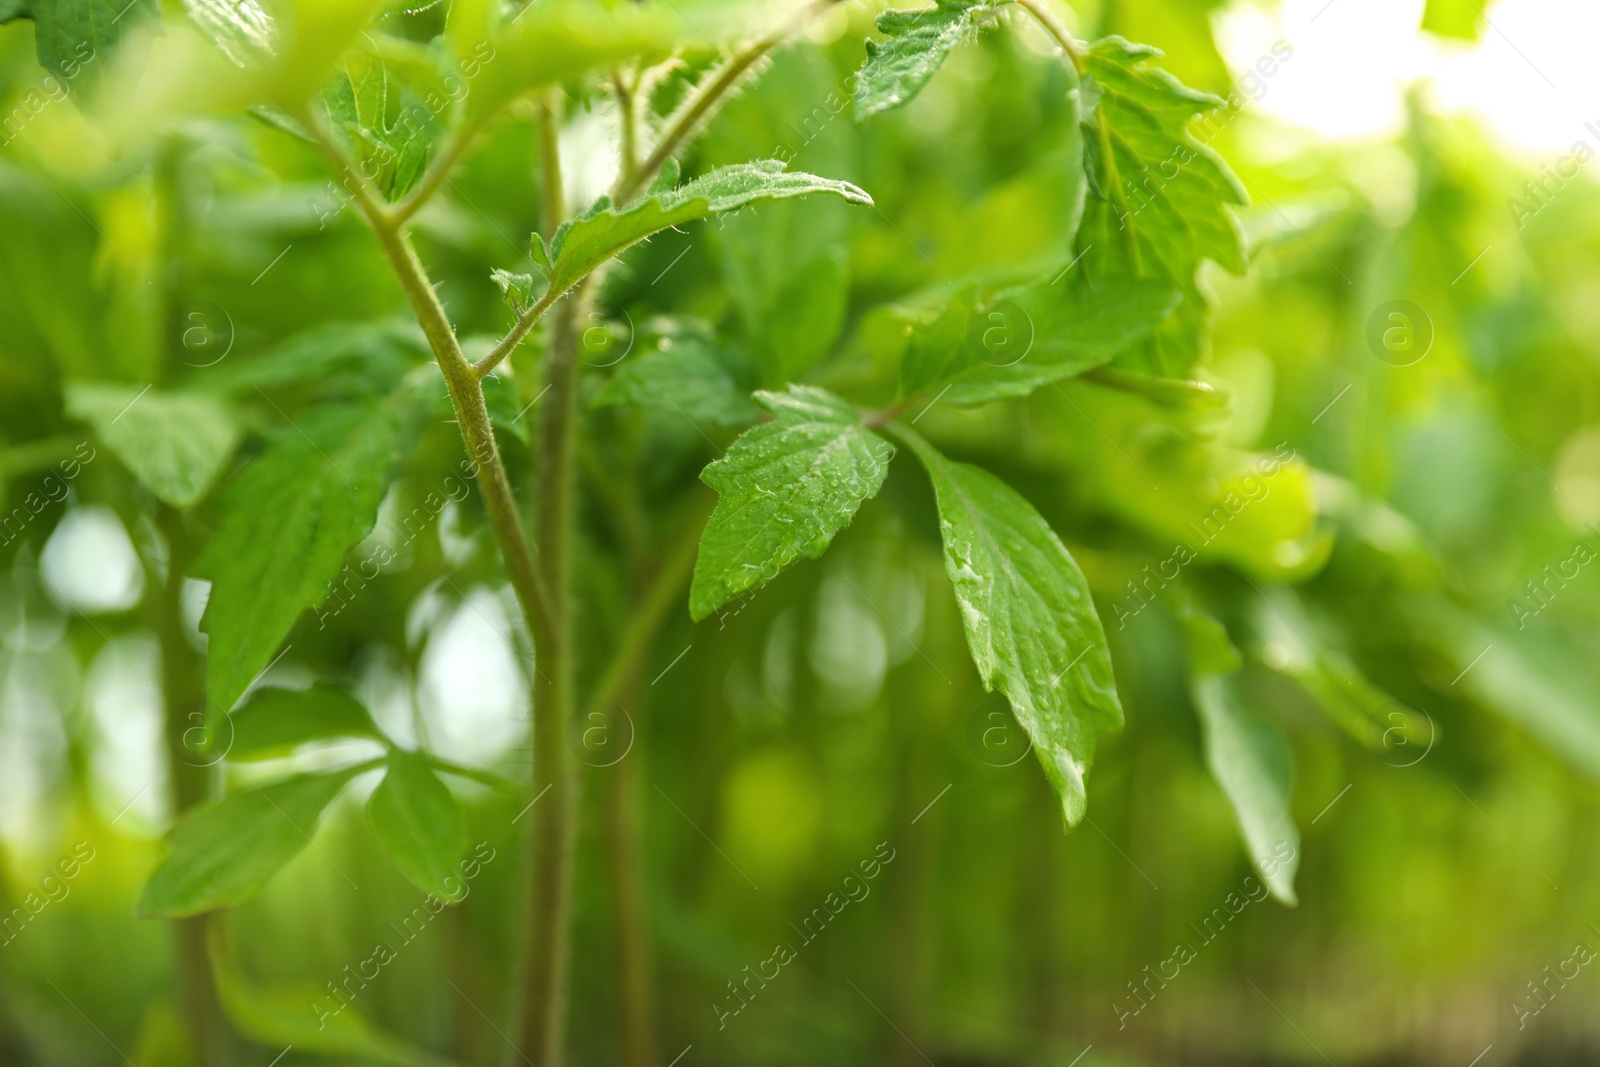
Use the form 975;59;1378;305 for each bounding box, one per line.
1015;0;1087;71
428;756;520;793
606;670;656;1067
372;218;556;639
614;67;641;194
473;285;559;379
152;510;225;1067
521;95;582;1067
0;435;82;475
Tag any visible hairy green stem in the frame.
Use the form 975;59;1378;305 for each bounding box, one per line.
605;670;656;1067
614;67;641;195
521;95;582;1067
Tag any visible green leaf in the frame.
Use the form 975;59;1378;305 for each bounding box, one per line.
689;386;894;621
593;320;759;426
1077;37;1248;375
181;0;273;67
137;768;362;917
64;382;241;510
227;683;385;762
1192;673;1300;905
195;396;415;718
367;750;468;899
491;268;537;315
897;272;1179;405
854;0;1009;121
896;427;1121;826
544;161;872;301
0;0;161;98
1171;588;1241;675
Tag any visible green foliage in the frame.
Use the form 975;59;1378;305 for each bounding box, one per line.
690;386;894;620
366;750;468;899
895;426;1121;827
64;382;240;509
855;0;1009;120
8;0;1598;1061
195;393;420;719
138;768;363;918
226;683;385;761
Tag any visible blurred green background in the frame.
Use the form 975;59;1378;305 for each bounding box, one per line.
2;0;1599;1065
